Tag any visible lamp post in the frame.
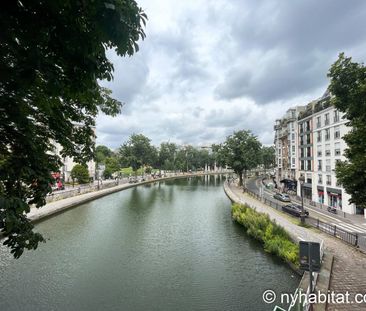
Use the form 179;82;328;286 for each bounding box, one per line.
299;174;305;224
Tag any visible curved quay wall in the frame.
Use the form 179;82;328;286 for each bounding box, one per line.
27;172;232;224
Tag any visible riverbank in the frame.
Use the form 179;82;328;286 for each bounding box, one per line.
224;180;366;311
231;202;299;267
26;172;230;224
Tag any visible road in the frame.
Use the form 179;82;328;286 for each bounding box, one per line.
246;177;366;235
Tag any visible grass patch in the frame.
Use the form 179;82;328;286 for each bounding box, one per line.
297;221;312;228
120;167;159;176
232;203;299;266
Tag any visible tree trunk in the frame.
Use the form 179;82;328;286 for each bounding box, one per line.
243;170;247;189
238;171;243;186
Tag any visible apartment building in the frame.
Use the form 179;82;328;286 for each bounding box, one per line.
275;91;358;215
274;106;305;183
51;125;96;182
311;95;354;214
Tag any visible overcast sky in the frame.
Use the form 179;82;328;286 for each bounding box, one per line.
97;0;366;149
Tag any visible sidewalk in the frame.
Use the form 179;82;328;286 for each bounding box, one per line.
225;182;323;244
262;178;366;228
225;182;366;311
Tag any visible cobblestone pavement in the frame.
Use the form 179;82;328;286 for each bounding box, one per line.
226;183;366;311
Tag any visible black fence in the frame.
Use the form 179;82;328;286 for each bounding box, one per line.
244;186;364;251
314;218;358;246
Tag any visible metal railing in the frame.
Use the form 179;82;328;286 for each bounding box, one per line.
248;181;366;252
314;218;358;245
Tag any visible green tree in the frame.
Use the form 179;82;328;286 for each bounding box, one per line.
119;134;157;173
158;142;178;170
328;53;366;208
0;1;147;258
261;146;275;170
95;145;113;165
103;156;121;179
220;130;262;186
71;164;90;184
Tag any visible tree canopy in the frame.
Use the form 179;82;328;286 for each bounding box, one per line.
0;0;147;258
95;145;113;164
218;130;262;186
71;164;90;184
119;134;157;173
103;156;121;179
261;146;275;170
328;53;366;208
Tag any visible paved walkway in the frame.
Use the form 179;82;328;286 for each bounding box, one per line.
262;178;366;227
225;182;366;311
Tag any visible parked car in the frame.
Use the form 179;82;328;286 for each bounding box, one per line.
282;204;309;217
273;193;291;202
327;206;337;214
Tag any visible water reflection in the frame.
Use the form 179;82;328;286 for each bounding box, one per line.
0;175;299;311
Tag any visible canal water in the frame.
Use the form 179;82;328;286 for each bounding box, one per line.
0;175;299;311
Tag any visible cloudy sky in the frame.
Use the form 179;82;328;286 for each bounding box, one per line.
97;0;366;149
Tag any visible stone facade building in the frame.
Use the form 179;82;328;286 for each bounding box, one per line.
274;91;358;215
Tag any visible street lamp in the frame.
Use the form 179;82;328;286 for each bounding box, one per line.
299;174;305;224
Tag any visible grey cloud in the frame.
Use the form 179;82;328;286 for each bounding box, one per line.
215;0;366;104
100;52;150;115
96;0;366;150
205;107;249;128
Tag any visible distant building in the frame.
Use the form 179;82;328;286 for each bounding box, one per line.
274;106;306;183
51;125;96;182
274;91;359;215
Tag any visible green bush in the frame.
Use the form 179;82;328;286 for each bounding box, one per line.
70;164;90;184
231;203;299;266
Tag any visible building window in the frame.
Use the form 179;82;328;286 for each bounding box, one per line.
317;145;322;157
324;128;330;140
334;110;339;123
326;175;331;186
306;134;311;144
335;142;341;156
325;113;330;125
307;147;311;157
316;116;321;128
300;123;304;133
325;144;331;156
334;126;340;139
291;133;295;141
318;174;323;184
307;160;312;171
326;159;331;172
306;120;311;131
317;131;322;142
301;160;305;170
306;173;312;184
292;158;295;165
318;160;322;171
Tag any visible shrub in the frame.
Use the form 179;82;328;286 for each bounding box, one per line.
231;203;299;266
70;164;90;184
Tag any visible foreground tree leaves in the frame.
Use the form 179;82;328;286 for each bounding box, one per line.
0;0;147;257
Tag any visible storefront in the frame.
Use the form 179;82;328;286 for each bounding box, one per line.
317;186;324;204
302;184;312;200
326;187;342;209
